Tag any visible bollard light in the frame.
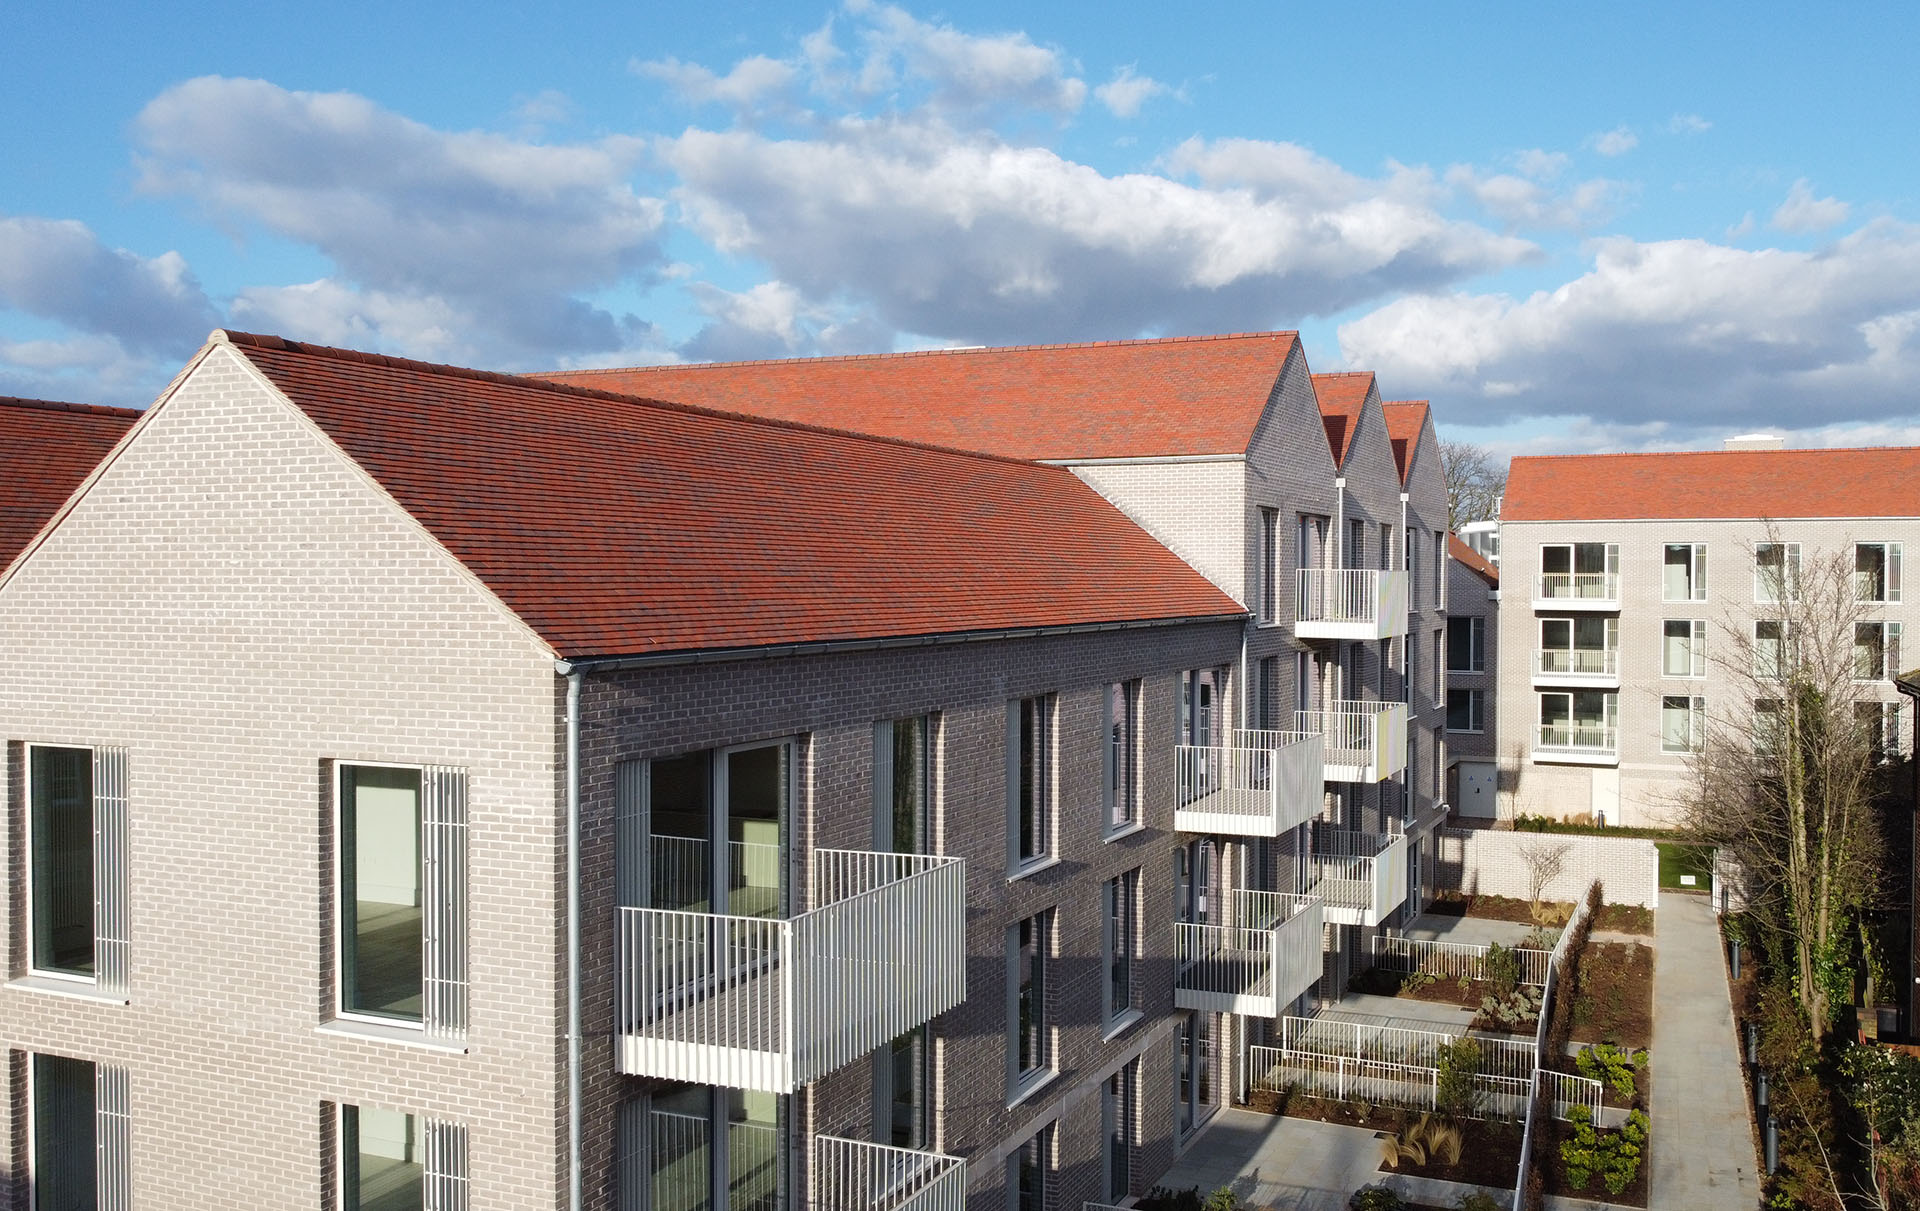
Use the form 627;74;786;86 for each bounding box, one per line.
1731;938;1742;981
1765;1113;1779;1174
1756;1071;1768;1108
1747;1023;1759;1064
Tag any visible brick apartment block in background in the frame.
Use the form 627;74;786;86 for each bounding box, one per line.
1494;437;1918;828
3;328;1448;1210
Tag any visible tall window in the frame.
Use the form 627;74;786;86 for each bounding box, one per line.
1104;871;1138;1026
1540;616;1617;676
1258;508;1279;623
1663;543;1708;601
1346;519;1366;569
1754;699;1783;755
30;1054;130;1207
1380;522;1394;572
1405;636;1417;704
1008;913;1051;1093
1662;696;1707;753
1434;532;1446;606
1539;542;1619;600
1856;622;1902;681
1447;689;1485;733
1856;542;1904;603
1179;669;1220;746
1539;691;1618;750
1754;620;1787;679
1662;620;1707;678
1008;697;1053;872
27;745;128;992
1105;683;1140;833
1857;702;1906;764
1755;542;1802;603
632;1085;783;1211
875;717;930;854
1431;629;1444;703
1407;525;1418;588
1009;1125;1051;1211
877;1026;930;1150
1259;656;1282;729
1447;616;1485;673
1103;1067;1134;1202
1174;1013;1212;1137
337;763;468;1035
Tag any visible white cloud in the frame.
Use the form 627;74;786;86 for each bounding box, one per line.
1667;113;1712;134
132;76;666;360
1444;165;1624;232
1771;178;1850;234
1095;66;1170;118
634;55;800;110
662;123;1535;345
0;216;217;355
1338;221;1920;437
1513;149;1569;181
831;2;1086;115
1590;127;1638;156
511;88;574;130
1726;212;1756;240
680;279;892;362
0;333;165;406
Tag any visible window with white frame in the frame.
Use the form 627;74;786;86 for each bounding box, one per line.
1855;622;1902;681
1754;542;1802;603
29;1053;131;1207
1103;869;1139;1027
338;1103;468;1211
336;763;468;1036
1008;912;1052;1094
1447;616;1485;673
1105;682;1140;834
26;744;129;994
1856;701;1908;764
1538;691;1618;750
1661;695;1707;753
1662;620;1707;678
1856;542;1904;603
1448;689;1485;733
1753;698;1782;755
1754;620;1787;680
1008;697;1054;872
1663;543;1709;602
1539;542;1619;600
1259;508;1279;624
1540;616;1617;676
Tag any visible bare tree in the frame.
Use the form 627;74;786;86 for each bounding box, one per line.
1674;531;1894;1042
1516;835;1574;922
1440;440;1507;531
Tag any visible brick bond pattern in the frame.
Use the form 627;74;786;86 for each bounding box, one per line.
1434;828;1659;910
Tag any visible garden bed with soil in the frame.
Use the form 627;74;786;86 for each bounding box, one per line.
1564;941;1655;1050
1425;890;1653;936
1241;1088;1525;1191
1542;1116;1649;1207
1344;967;1545;1036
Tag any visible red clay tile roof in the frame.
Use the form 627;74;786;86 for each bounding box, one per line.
1382;401;1430;483
1448;534;1499;587
1504;447;1920;521
216;332;1246;660
540;332;1299;460
0;397;140;569
1311;372;1375;466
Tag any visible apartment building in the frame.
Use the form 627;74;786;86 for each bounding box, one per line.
4;329;1444;1210
1443;537;1499;819
1495;439;1919;827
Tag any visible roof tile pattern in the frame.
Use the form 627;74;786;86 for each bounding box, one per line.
222;332;1244;659
541;332;1299;460
1311;372;1375;466
1448;534;1499;586
1505;447;1920;521
0;397;140;569
1382;401;1430;483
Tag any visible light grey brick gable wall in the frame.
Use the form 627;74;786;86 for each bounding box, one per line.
0;346;568;1209
1496;515;1918;828
1443;555;1499;776
570;620;1246;1211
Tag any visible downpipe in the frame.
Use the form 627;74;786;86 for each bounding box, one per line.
565;668;584;1211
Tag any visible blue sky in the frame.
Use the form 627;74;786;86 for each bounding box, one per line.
5;1;1918;457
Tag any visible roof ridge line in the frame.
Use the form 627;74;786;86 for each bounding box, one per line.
1512;444;1920;462
210;329;1080;475
0;396;142;418
542;329;1301;377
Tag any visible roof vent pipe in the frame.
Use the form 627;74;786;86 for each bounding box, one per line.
1725;434;1784;451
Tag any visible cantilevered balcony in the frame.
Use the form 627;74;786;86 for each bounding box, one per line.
1295;702;1408;783
1175;731;1325;836
1532;648;1620;688
1175;890;1324;1016
814;1134;968;1211
1532;724;1619;766
1295;568;1410;640
1304;828;1408;927
1533;572;1620;610
615;849;966;1093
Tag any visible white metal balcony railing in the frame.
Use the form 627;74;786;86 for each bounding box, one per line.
616;849;967;1093
1175;890;1324;1016
1370;935;1555;987
1276;1015;1539;1081
1292;704;1408;783
1534;572;1620;606
1304;827;1407;927
646;1110;782;1211
1534;724;1619;763
813;1135;967;1211
650;835;783;916
1295;568;1410;639
1174;731;1325;836
1532;649;1619;680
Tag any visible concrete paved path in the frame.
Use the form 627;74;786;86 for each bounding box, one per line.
1650;894;1761;1210
1403;912;1545;947
1157;1110;1386;1211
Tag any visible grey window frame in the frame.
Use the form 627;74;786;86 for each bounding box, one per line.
1258;508;1280;625
1007;697;1055;875
1006;912;1053;1096
1447;688;1485;733
1447;616;1485;673
24;743;130;996
1102;870;1140;1029
874;716;933;855
1103;683;1141;836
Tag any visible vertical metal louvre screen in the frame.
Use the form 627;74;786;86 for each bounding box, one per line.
425;1117;470;1211
93;747;131;998
422;767;469;1041
616;760;647;908
96;1063;132;1211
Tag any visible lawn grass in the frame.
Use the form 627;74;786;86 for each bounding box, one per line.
1655;840;1714;890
